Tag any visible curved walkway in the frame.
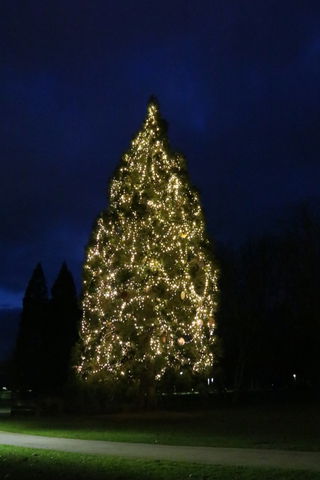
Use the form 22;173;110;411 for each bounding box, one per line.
1;431;320;471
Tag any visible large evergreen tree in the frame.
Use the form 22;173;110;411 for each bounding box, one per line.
13;263;48;390
78;99;219;398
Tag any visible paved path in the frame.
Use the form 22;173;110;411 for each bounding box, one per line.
1;431;320;471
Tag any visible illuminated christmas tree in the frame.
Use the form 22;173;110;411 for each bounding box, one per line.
78;98;219;399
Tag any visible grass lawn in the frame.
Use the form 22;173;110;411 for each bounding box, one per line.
1;445;320;480
0;404;319;451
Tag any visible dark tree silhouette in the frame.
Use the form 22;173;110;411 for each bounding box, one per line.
13;263;49;391
217;202;320;395
47;262;80;390
278;205;320;389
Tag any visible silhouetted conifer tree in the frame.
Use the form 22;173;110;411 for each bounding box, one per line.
13;263;48;390
48;262;80;390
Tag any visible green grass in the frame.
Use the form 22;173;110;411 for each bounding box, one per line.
0;445;320;480
0;404;320;451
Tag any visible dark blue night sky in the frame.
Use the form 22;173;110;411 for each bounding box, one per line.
0;0;319;309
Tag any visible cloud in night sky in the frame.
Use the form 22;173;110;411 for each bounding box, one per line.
0;0;319;307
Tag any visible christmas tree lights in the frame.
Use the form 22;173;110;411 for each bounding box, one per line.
78;98;219;393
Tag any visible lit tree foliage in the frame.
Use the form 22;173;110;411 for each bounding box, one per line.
78;99;219;395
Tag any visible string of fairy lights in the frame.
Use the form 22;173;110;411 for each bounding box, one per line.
78;100;219;385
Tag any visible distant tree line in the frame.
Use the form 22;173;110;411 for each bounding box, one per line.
12;262;80;394
216;203;320;394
